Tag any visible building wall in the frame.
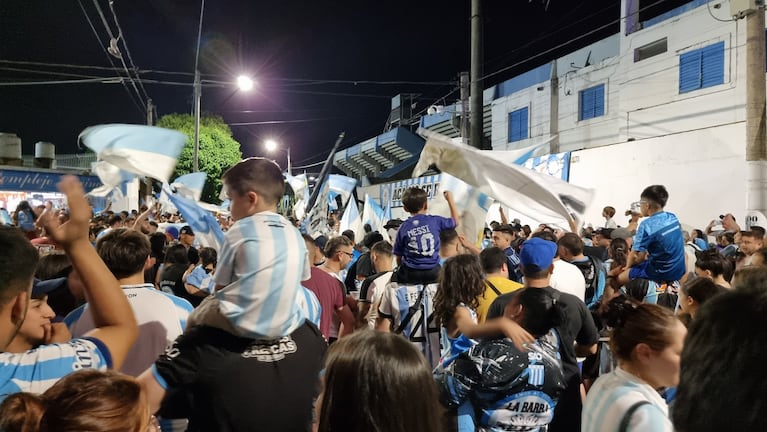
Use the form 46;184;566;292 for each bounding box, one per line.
569;122;746;230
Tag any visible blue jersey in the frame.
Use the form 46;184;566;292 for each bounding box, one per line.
0;338;111;402
394;214;456;270
632;211;685;282
436;329;565;432
504;247;524;283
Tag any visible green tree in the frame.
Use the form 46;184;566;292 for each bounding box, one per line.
156;113;242;203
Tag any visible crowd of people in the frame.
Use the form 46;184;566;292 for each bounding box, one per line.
0;160;765;431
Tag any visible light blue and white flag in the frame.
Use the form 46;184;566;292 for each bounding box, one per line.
340;199;362;239
285;174;311;220
328;174;357;205
304;182;330;238
361;193;390;243
79;124;187;183
431;173;494;247
162;184;225;250
171;172;207;202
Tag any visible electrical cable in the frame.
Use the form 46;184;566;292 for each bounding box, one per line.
77;0;145;115
108;0;151;101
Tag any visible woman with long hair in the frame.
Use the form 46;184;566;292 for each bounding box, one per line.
433;254;533;366
582;300;686;432
0;369;156;432
437;288;567;432
317;330;443;432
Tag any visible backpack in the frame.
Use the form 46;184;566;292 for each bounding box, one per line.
571;255;605;305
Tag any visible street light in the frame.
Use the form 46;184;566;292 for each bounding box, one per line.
265;139;292;175
192;74;254;172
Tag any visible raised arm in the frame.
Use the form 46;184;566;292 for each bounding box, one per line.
40;176;138;370
443;191;461;226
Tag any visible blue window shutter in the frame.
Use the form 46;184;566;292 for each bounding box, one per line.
679;41;724;93
701;41;724;88
579;85;605;120
508;107;528;142
679;50;702;93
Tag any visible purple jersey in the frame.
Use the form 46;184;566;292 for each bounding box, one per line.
394;214;456;270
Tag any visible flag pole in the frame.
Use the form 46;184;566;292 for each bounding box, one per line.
305;132;345;214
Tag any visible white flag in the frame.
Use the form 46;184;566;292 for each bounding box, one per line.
414;129;593;231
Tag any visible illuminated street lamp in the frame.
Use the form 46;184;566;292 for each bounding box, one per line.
192;74;254;172
265;139;292;175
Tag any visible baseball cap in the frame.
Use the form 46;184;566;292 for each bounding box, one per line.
165;226;179;240
32;277;67;297
180;226;195;236
383;219;403;229
313;234;328;251
519;237;557;273
594;227;614;238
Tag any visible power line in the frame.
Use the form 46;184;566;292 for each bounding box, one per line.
482;0;671;82
107;0;151;102
0;77;117;86
229;117;353;126
90;0;146;111
76;0;145;115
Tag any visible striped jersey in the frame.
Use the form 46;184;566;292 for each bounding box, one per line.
0;337;110;402
214;211;311;338
378;281;440;368
582;367;673;432
65;284;192;377
186;265;216;294
298;287;322;328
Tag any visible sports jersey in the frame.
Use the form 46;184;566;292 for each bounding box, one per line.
504;247;524;283
214;211;311;339
436;329;566;432
378;281;440;368
631;211;685;282
297;286;322;328
582;367;673;432
359;271;393;329
0;338;110;402
152;322;326;432
186;265;215;295
158;264;187;297
393;214;456;270
65;284;192;377
488;287;599;432
570;256;606;309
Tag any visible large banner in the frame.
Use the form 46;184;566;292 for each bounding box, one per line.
0;168;101;193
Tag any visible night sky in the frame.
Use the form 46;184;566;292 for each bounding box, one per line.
0;0;689;170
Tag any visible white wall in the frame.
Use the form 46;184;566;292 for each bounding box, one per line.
569;122;746;231
491;86;551;150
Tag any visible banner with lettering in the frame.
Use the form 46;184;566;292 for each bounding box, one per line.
0;168;101;193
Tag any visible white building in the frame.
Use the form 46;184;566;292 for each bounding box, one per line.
421;0;759;230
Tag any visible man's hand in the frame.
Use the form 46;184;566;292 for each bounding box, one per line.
443;190;453;201
722;214;740;232
38;176;91;247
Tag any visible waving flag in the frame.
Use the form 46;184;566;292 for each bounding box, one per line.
285;173;311;220
430;173;494;246
340;199;362;239
162;184;225;250
361;193;390;242
171;172;207;201
80;124;187;183
414;129;593;231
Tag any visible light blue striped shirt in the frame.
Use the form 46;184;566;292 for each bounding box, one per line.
582;367;673;432
298;287;322;328
214;211;311;338
0;338;110;402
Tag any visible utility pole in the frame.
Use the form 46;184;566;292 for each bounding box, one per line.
459;71;470;144
745;4;767;226
192;0;205;173
470;0;484;149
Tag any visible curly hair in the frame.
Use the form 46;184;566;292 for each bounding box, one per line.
433;254;487;328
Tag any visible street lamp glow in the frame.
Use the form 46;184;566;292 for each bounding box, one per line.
237;75;254;92
264;139;278;152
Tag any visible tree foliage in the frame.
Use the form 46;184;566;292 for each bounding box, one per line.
156;113;242;203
